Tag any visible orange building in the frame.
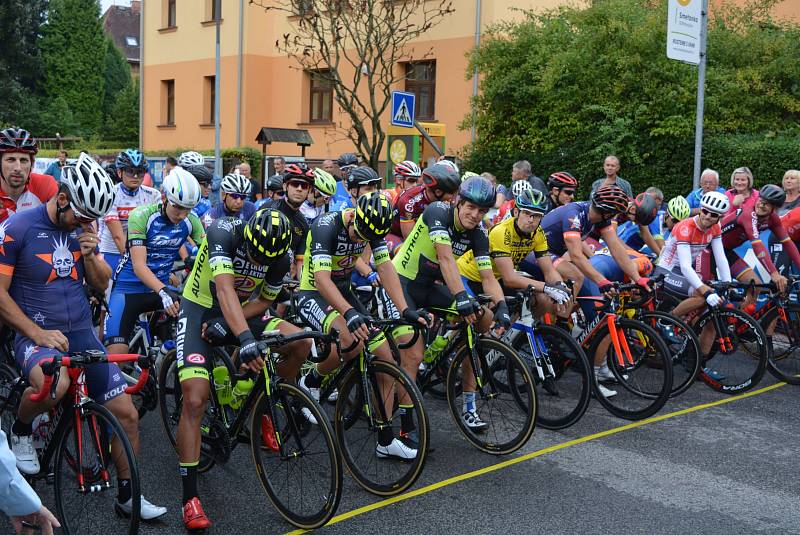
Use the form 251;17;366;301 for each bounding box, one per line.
140;0;800;162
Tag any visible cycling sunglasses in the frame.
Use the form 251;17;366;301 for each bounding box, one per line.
122;167;147;177
287;180;312;191
70;203;95;224
560;189;576;196
700;208;721;219
226;193;248;201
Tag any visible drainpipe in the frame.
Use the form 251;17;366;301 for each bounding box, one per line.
470;0;482;144
236;0;244;147
139;0;145;149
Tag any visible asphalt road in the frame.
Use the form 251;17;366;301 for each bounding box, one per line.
25;375;800;534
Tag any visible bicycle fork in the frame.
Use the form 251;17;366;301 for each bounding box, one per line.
607;314;635;368
76;397;112;493
515;323;556;382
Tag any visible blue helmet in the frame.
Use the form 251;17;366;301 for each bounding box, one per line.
116;149;148;172
516;188;548;215
458;176;496;209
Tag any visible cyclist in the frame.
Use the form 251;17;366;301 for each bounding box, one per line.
104;168;204;358
296;192;427;452
544;171;579;212
0;153;167;519
493;179;533;225
181;164;213;221
99;149;160;274
661;195;691;241
176;209;309;530
0;127;57;224
329;152;358;211
393;176;512;430
201;172;255;226
458;188;571;320
702;184;800;310
615;192;662;255
386;162;461;252
653;191;732;371
384;160;422;204
300;167;337;223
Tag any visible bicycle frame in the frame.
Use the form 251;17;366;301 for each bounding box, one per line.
574;298;636;368
503;299;557;383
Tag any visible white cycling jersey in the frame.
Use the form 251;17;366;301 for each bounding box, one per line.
98;183;160;254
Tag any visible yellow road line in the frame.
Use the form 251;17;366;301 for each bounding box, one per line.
285;381;786;534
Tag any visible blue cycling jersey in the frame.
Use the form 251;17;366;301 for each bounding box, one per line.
202;200;256;226
329;180;353;212
192;197;212;220
113;203;205;292
0;205;93;331
540;201;612;257
617;211;665;251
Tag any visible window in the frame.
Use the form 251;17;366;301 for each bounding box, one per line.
161;79;175;125
125;36;138;46
204;76;216;124
405;60;436;121
309;70;333;123
167;0;176;27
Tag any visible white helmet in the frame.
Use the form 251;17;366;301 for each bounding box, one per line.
60;152;116;220
162;167;202;209
511;180;533;197
700;190;730;215
220;173;252;195
177;151;205;168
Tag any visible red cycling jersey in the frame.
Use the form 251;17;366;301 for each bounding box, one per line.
782;206;800;242
720;205;800;275
391;184;433;236
658;216;721;271
0;173;58;224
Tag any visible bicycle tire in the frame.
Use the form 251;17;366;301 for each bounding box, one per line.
447;337;536;454
0;364;21;443
696;307;768;394
640;311;702;397
759;306;800;385
54;401;140;535
588;318;672;420
251;385;342;529
335;359;429;496
510;324;591;430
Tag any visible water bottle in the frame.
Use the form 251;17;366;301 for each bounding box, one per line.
156;339;176;371
423;335;448;364
230;378;254;409
212;366;233;406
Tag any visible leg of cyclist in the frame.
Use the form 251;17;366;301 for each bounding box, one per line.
262;317;312;380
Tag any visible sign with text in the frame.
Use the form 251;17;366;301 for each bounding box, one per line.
667;0;703;65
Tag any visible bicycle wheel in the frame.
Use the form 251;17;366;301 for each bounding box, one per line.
157;349;219;472
54;401;140;535
447;337;536;454
335;359;429;496
588;318;672;420
640;311;701;397
510;325;591;430
0;364;20;442
251;384;342;529
697;307;768;394
760;306;800;385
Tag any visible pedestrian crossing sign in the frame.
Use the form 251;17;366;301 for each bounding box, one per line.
391;91;415;128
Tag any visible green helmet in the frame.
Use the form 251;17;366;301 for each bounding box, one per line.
667;195;690;221
461;171;479;182
516;188;548;215
312;167;337;197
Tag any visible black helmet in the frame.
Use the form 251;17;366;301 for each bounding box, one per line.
591;184;629;215
759;184;786;207
547;171;578;189
185;164;213;186
458;176;497;209
0;127;38;156
115;149;148;172
346;166;381;190
267;174;284;192
283;162;314;184
353;192;392;241
422;162;460;194
337;152;358;168
632;192;659;226
244;209;293;264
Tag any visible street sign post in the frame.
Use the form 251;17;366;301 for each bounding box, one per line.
391;91;415;128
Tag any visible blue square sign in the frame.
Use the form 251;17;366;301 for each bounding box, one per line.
391;91;415;128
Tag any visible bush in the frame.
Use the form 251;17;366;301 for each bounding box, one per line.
221;146;263;178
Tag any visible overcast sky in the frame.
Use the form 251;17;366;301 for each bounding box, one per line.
101;0;131;14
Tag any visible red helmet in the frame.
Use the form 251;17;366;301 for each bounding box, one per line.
394;160;421;179
591;184;629;215
0;127;38;156
547;171;577;189
632;192;659;225
283;162;314;184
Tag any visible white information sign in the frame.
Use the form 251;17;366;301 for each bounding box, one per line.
667;0;703;65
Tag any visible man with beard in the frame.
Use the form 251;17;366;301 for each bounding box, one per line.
262;162;313;277
0;128;57;224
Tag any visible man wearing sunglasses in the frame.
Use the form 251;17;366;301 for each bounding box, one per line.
262;163;313;278
201;173;255;227
0;153;167;519
300;167;337;223
0;128;58;224
545;171;578;212
384;160;421;205
98;149;160;275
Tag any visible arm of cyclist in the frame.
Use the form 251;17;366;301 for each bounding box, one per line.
767;216;800;293
214;272;264;372
78;224;111;293
709;235;731;282
564;233;609;290
495;255;542;291
400;219;415;239
354;256;379;284
105;219;127;255
0;275;67;351
602;227;647;287
479;265;510;331
316;268;371;342
436;242;478;325
639;224;662;256
130;246;180;316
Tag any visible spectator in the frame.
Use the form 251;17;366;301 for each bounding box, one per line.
687;168;726;215
591;155;633;198
163;156;178;177
322;159;336;174
0;429;60;534
237;161;261;201
512;160;547;194
726;166;758;214
272;156;286;176
779;169;800;216
43;150;67;182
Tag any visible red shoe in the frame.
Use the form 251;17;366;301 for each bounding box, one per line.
261;415;280;452
183;497;212;530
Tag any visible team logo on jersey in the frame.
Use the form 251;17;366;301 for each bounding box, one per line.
0;220;12;256
22;344;37;369
568;215;582;231
36;235;80;282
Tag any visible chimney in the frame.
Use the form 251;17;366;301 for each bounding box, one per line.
131;0;141;13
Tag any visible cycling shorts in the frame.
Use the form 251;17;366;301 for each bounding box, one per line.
175;298;284;383
103;291;162;346
15;328;128;404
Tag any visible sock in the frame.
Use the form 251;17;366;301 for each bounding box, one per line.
399;404;415;433
117;478;132;503
180;462;199;504
12;419;32;436
463;391;476;413
303;368;323;388
377;423;393;447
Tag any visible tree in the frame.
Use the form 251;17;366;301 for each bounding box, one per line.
251;0;454;168
103;37;132;121
40;0;107;136
0;0;47;126
102;81;139;144
463;0;800;199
